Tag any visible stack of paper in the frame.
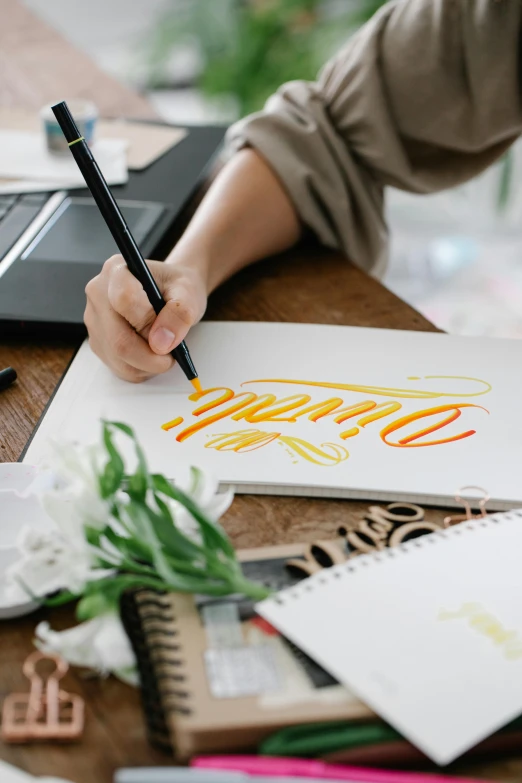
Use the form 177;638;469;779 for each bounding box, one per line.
0;130;128;194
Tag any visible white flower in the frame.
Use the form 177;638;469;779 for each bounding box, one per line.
37;440;111;537
6;527;114;598
171;467;233;540
35;612;138;685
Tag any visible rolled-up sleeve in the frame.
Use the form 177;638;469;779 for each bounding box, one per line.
226;0;522;276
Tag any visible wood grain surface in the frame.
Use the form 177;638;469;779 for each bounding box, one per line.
0;0;156;119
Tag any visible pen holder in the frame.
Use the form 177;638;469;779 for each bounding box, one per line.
41;100;98;154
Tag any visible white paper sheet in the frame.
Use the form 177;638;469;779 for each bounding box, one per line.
0;759;74;782
0;178;105;195
22;322;522;508
258;509;522;764
0;762;34;783
0;131;128;186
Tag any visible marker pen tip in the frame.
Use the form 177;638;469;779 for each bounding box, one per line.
190;377;202;393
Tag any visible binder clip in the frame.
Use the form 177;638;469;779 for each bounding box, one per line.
1;651;84;743
444;485;490;527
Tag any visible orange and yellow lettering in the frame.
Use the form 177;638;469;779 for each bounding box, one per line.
278;436;349;466
161;417;184;432
289;397;344;422
357;402;402;427
333;401;377;424
206;429;281;453
233;394;313;423
175;391;258;441
189;387;236;414
380;404;488;447
340;427;359;440
243;376;491;400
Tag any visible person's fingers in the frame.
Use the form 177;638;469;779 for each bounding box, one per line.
85;293;174;379
91;342;151;383
106;259;156;337
108;313;174;375
148;272;206;355
86;298;145;382
84;254;207;380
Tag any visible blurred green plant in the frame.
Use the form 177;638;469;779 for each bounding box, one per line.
146;0;388;116
496;149;513;214
146;0;514;212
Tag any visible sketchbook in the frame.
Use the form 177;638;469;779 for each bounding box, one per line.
258;509;522;765
119;543;371;761
22;321;522;509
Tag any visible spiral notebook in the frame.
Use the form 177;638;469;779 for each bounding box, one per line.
119;543;372;761
258;509;522;766
22;322;522;509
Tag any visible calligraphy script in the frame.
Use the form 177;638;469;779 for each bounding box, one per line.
161;376;491;466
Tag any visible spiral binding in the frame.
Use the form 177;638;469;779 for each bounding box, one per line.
269;510;522;607
119;588;192;753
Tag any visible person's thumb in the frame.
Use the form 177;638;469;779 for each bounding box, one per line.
148;291;199;355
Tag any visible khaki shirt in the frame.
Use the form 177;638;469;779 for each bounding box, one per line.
227;0;521;276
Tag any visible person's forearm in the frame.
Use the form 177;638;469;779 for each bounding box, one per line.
164;148;301;292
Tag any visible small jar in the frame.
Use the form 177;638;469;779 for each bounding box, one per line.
41;99;98;154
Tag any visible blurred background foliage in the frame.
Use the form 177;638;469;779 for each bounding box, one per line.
145;0;511;210
146;0;389;116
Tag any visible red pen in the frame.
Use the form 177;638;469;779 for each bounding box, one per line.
192;755;492;783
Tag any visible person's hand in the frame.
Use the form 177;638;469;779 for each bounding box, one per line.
84;255;207;382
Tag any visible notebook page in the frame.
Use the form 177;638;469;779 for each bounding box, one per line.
258;510;522;764
22;322;522;507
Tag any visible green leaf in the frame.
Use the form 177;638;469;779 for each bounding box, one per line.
151;492;205;559
99;421;125;498
43;590;79;608
73;419;272;602
152;474;236;559
126;468;148;501
125;502;181;585
84;525;103;547
497;150;513;213
114;504;244;594
87;574;165;594
103;526;152;563
76;574;163;619
112;420;147;474
77;591;117;620
108;421;134;438
110;421;150;501
163;554;214;579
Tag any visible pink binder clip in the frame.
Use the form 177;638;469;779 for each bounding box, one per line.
1;651;84;743
444;485;490;527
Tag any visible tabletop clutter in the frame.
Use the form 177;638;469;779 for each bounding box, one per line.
1;102;522;783
0;103;186;195
4;317;522;782
1;419;521;783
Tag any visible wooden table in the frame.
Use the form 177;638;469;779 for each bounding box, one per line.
1;3;521;781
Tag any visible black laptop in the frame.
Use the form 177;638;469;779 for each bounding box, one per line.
0;125;225;331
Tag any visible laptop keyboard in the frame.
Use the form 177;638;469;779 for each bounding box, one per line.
0;193;50;261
